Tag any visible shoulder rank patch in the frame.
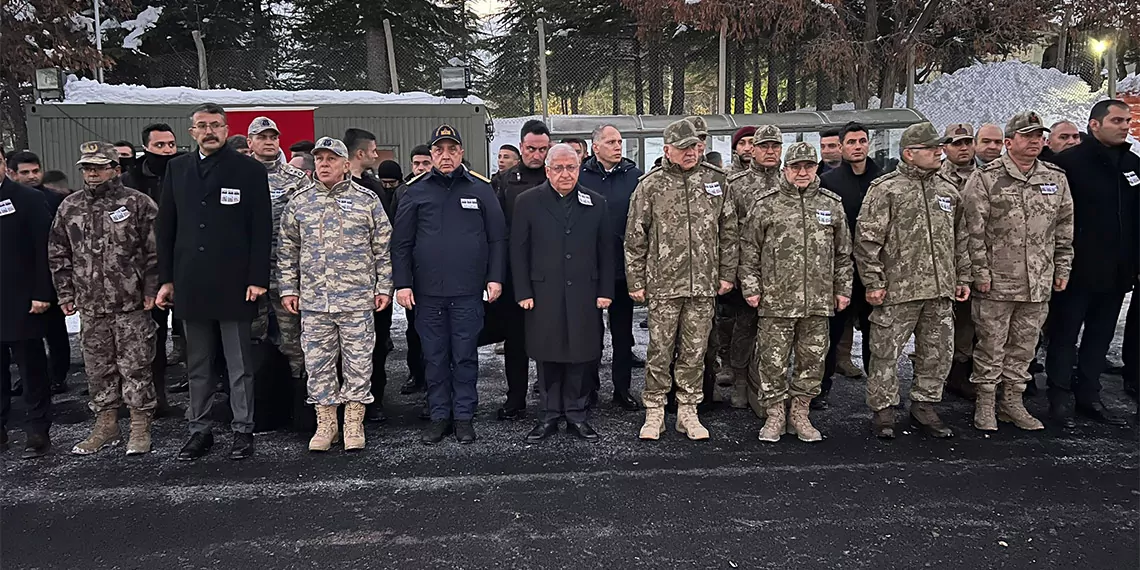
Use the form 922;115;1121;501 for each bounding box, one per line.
469;170;491;184
819;187;843;202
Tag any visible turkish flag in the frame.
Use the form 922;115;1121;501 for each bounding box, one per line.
226;107;317;157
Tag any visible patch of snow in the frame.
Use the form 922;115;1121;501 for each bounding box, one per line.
684;0;702;4
120;6;163;52
8;2;36;22
25;34;38;48
61;76;485;106
1119;73;1140;95
811;0;838;15
673;24;689;38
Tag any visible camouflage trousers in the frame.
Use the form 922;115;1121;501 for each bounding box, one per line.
970;299;1048;386
754;316;829;407
301;310;376;406
80;310;157;413
866;299;953;412
252;290;305;377
728;305;758;371
645;297;715;408
952;298;974;363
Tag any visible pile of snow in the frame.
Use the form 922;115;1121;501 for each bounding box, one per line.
61;77;484;106
1120;73;1140;95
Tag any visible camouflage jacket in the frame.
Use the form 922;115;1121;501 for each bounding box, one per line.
938;159;976;190
739;177;853;318
278;178;394;312
962;154;1074;303
625;161;738;299
854;162;971;306
727;163;781;225
266;161;315;291
47;178;159;315
728;153;751;175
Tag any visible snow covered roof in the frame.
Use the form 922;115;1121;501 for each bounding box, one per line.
60;77;484;106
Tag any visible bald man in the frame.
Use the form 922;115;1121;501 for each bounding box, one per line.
975;124;1004;165
1046;121;1080;156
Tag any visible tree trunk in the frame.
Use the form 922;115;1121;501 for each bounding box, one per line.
785;47;798;110
751;39;761;113
815;69;833;110
877;53;900;109
853;0;878;109
1;81;28;150
365;27;390;91
611;63;622;114
571;94;580;115
634;36;645;115
733;45;746;113
648;40;665;114
765;42;779;114
669;45;686;114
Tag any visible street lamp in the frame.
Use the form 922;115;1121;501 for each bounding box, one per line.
1090;38;1109;56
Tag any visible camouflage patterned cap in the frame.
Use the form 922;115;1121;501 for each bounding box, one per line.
754;124;783;144
1005;111;1050;138
941;122;974;143
783;142;819;165
312;136;349;158
685;116;709;138
247;116;279;136
75;141;118;166
664;119;701;149
900;122;941;149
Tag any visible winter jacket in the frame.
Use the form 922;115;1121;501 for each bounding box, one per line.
578;156;642;279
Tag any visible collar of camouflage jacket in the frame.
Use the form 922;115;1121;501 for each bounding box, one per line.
896;160;938;181
778;175;820;197
999;153;1044;183
317;178;354;195
84;176;123;197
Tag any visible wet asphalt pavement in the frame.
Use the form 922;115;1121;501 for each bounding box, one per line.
2;306;1137;569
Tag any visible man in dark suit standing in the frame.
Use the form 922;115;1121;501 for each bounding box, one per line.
511;144;614;442
156;103;272;461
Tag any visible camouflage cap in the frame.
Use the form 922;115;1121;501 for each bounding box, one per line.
664;119;701;149
783;142;819;165
75;141;118;166
1005;111;1050;138
248;116;279;136
312;136;349;159
685;116;709;137
900;122;941;149
941;122;974;143
754;124;783;144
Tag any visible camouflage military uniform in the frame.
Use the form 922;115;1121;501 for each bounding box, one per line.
48;167;159;414
739;145;851;408
279;168;393;406
939;127;980;365
251;159;313;377
856;155;971;412
625;124;738;410
963;154;1073;388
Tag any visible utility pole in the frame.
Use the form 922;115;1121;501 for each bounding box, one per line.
94;0;104;82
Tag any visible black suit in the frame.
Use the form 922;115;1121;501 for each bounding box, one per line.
511;183;614;422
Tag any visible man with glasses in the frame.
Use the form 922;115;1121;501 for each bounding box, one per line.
939;123;980;400
156;103;272;461
855;123;971;439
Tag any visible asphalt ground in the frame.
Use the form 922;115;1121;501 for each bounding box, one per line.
2;305;1137;570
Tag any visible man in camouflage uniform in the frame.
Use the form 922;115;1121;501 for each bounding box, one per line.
248;116;312;380
279;137;393;452
685;116;710;160
725;124;784;412
939;123;980;400
48;142;160;456
626;119;737;440
855;122;972;439
962;111;1073;431
740;142;851;442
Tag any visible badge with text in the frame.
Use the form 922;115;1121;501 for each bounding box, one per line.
936;196;952;213
336;197;353;212
1039;183;1057;195
221;188;242;205
0;199;14;217
816;209;832;225
270;188;286;200
460;197;479;210
577;192;593;206
109;207;131;223
1125;171;1140;187
704;182;722;196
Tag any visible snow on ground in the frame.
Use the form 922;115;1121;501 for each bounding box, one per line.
60;77;484;106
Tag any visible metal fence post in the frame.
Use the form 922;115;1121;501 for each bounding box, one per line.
718;18;727;114
94;0;105;82
1107;39;1117;98
192;31;209;89
383;19;400;94
537;18;549;123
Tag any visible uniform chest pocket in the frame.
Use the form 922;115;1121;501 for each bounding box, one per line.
107;207;138;246
456;197;485;235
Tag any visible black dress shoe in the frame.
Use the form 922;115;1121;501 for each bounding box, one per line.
612;391;641;411
1076;401;1128;426
365;404;388;423
810;393;829;411
455;420;477;444
630;354;646;369
566;421;600;441
169;380;190;393
229;432;254;460
421;420;453;444
399;376;425;395
0;427;8;451
21;432;50;459
497;406;526;421
1027;359;1045;375
525;420;559;442
1049;399;1077;429
639;319;648;329
50;380;68;395
177;432;214;461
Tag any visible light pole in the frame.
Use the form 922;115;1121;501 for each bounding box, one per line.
94;0;104;82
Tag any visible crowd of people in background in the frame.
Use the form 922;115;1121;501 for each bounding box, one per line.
1;98;1136;460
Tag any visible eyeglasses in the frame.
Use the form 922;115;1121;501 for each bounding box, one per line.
79;165;114;172
786;163;817;172
546;165;578;174
192;122;227;131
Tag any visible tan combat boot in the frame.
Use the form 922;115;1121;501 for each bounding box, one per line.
997;382;1044;430
125;408;154;455
639;406;666;440
730;368;750;409
973;384;998;431
72;409;122;455
909;402;953;438
675;404;710;440
343;401;367;451
757;402;786;442
871;408;896;439
786;396;822;442
308;405;340;452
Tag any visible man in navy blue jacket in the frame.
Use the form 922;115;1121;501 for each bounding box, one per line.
578;124;644;411
392;125;507;444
